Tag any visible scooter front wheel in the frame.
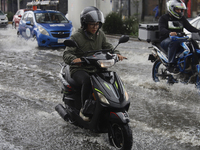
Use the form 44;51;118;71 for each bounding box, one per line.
108;123;132;150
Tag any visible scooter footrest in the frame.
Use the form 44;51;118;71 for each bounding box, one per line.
148;54;156;62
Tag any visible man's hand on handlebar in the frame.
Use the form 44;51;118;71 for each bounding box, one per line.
71;58;82;66
170;32;186;37
169;32;177;36
72;58;82;63
117;54;127;61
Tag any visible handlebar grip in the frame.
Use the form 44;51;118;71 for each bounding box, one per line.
177;32;186;37
70;57;87;65
70;61;84;65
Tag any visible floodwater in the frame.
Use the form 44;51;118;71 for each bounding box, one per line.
0;25;200;150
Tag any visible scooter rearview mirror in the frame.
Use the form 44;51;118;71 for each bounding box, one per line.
118;35;129;44
112;35;129;52
64;39;79;48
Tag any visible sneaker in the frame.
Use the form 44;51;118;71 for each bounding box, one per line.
79;108;90;122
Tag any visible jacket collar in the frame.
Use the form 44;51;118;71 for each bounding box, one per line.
83;29;98;40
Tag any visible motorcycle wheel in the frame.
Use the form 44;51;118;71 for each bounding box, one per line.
108;123;132;150
196;76;200;89
195;64;200;90
152;60;167;82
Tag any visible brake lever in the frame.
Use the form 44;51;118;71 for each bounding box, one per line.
70;61;84;65
113;53;119;62
81;57;90;64
177;32;186;37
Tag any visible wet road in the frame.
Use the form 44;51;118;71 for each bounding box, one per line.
0;25;200;150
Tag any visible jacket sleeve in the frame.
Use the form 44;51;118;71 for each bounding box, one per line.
159;15;170;40
63;35;79;65
183;17;200;33
63;46;78;65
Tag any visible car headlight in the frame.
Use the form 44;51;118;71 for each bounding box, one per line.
97;92;109;104
97;59;115;68
5;16;8;21
37;25;49;36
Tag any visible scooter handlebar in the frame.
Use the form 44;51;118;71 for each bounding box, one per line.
169;33;189;42
70;57;89;65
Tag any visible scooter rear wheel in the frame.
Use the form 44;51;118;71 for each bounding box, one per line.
152;60;174;83
108;123;132;150
196;73;200;90
195;63;200;90
152;60;163;82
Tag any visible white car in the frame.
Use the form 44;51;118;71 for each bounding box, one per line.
0;10;8;27
184;16;200;40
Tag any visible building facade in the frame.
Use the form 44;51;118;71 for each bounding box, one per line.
1;0;200;22
68;0;113;30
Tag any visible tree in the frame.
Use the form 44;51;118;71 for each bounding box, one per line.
131;0;141;20
141;0;145;21
158;0;164;16
184;0;189;18
128;0;131;18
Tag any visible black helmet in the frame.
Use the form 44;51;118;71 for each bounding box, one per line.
167;0;186;19
80;6;104;29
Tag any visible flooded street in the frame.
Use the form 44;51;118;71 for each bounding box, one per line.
0;25;200;150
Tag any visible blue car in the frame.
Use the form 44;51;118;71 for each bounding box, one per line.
17;10;73;47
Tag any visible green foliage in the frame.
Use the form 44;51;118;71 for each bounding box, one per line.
103;12;139;37
6;11;14;21
103;12;123;34
122;15;138;36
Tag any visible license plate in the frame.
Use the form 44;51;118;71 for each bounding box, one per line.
57;39;65;43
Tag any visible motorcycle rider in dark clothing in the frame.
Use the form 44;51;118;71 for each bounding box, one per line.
63;6;127;121
159;0;200;73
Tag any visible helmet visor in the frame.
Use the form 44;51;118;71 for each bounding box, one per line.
84;10;104;23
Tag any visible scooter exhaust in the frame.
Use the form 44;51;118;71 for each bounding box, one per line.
55;104;69;121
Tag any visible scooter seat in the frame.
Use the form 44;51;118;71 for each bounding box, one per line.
153;42;185;58
153;42;167;55
63;65;81;89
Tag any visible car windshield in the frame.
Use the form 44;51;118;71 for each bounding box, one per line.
35;12;69;23
0;11;4;15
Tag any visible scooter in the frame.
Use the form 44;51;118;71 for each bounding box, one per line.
148;32;200;87
55;35;133;150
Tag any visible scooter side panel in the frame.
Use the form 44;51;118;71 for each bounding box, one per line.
90;72;130;109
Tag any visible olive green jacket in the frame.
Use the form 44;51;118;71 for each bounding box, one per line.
63;28;120;76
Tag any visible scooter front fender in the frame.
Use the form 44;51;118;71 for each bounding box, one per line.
109;111;130;124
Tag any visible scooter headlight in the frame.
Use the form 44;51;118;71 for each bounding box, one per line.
38;25;49;36
97;59;115;68
97;92;110;104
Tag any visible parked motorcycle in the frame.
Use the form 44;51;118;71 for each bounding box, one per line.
55;35;133;150
148;32;200;88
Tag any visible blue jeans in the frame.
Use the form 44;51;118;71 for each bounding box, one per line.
160;37;181;64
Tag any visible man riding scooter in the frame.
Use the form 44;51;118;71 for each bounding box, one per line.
63;6;127;121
